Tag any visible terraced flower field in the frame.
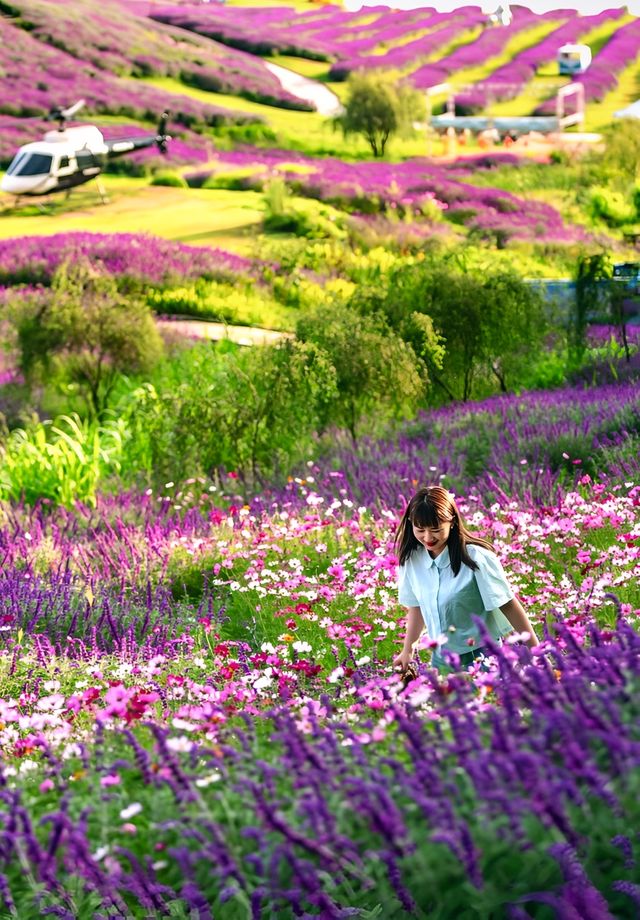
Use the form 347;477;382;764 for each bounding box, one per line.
1;1;639;166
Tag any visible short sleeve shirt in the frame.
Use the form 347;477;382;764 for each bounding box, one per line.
397;543;514;653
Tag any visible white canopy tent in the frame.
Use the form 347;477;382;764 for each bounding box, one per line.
614;100;640;119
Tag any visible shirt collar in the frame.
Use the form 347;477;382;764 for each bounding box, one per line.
420;545;450;569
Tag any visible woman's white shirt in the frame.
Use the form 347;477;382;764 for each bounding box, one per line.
398;543;514;653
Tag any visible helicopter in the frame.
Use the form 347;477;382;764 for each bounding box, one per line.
1;100;170;200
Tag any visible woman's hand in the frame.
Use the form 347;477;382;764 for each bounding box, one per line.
393;649;415;674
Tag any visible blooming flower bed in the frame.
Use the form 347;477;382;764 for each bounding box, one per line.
0;464;639;915
0;232;258;288
8;0;312;111
534;16;640;114
148;1;460;69
205;146;594;245
0;348;639;913
0;15;253;131
409;7;550;91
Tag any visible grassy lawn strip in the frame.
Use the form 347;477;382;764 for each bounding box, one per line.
0;179;266;254
138;74;436;158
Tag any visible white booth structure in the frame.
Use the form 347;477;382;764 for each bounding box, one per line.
557;44;592;75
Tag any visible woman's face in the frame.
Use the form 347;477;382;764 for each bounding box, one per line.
411;517;453;557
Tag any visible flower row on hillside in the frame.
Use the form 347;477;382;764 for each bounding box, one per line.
248;378;640;512
409;7;554;90
149;1;456;64
453;8;623;113
0;233;257;288
206;146;593;245
327;9;487;81
535;15;640;113
10;0;312;111
0;16;254;129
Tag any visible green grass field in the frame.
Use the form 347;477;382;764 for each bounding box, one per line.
139;75;441;159
0;177;266;253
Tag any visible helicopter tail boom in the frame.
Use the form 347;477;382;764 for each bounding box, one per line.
104;112;170;159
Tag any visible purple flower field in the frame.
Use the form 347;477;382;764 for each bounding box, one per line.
534;15;640;114
0;280;639;912
0;418;638;914
0;13;254;131
0;232;257;288
205;146;594;245
6;0;312;111
453;8;623;113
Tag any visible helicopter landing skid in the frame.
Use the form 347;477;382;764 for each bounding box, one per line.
95;178;109;205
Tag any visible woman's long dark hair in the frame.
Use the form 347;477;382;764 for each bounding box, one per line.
394;486;494;575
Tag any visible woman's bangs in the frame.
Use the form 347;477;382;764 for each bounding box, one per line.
410;503;440;529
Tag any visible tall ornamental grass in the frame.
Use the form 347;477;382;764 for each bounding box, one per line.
0;414;127;508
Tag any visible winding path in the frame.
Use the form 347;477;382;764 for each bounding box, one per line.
264;62;344;117
157;318;292;347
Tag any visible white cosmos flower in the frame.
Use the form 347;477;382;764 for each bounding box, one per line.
195;772;221;787
120;803;142;820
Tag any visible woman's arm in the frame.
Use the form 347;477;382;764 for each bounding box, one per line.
393;606;425;671
499;598;539;648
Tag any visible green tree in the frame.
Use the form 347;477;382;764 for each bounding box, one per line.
573;252;611;363
334;71;425;157
296;306;427;442
222;338;337;482
120;339;337;486
349;256;547;401
14;259;163;417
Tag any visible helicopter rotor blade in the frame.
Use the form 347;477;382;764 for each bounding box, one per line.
46;99;86;128
61;99;86;119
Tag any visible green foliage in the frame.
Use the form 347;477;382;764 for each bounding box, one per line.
573;252;611;362
12;260;164;417
213;121;278;145
600;117;640;185
200;169;263;191
349;255;548;402
334;70;425;158
145;277;294;328
296;305;426;441
588;186;637;227
263;179;348;239
118;340;337;486
0;413;126;507
150;170;188;188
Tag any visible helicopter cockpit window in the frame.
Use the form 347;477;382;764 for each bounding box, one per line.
6;152;28;176
58;156;70;169
10;154;53;177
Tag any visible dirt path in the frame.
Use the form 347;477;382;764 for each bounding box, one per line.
157;318;292;347
264;62;344;117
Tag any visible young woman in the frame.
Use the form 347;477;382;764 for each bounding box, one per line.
393;486;538;674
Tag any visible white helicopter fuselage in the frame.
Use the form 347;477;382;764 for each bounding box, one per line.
1;123;163;197
1;126;108;196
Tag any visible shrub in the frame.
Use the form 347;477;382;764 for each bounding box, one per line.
588;187;636;226
150;170;188;188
